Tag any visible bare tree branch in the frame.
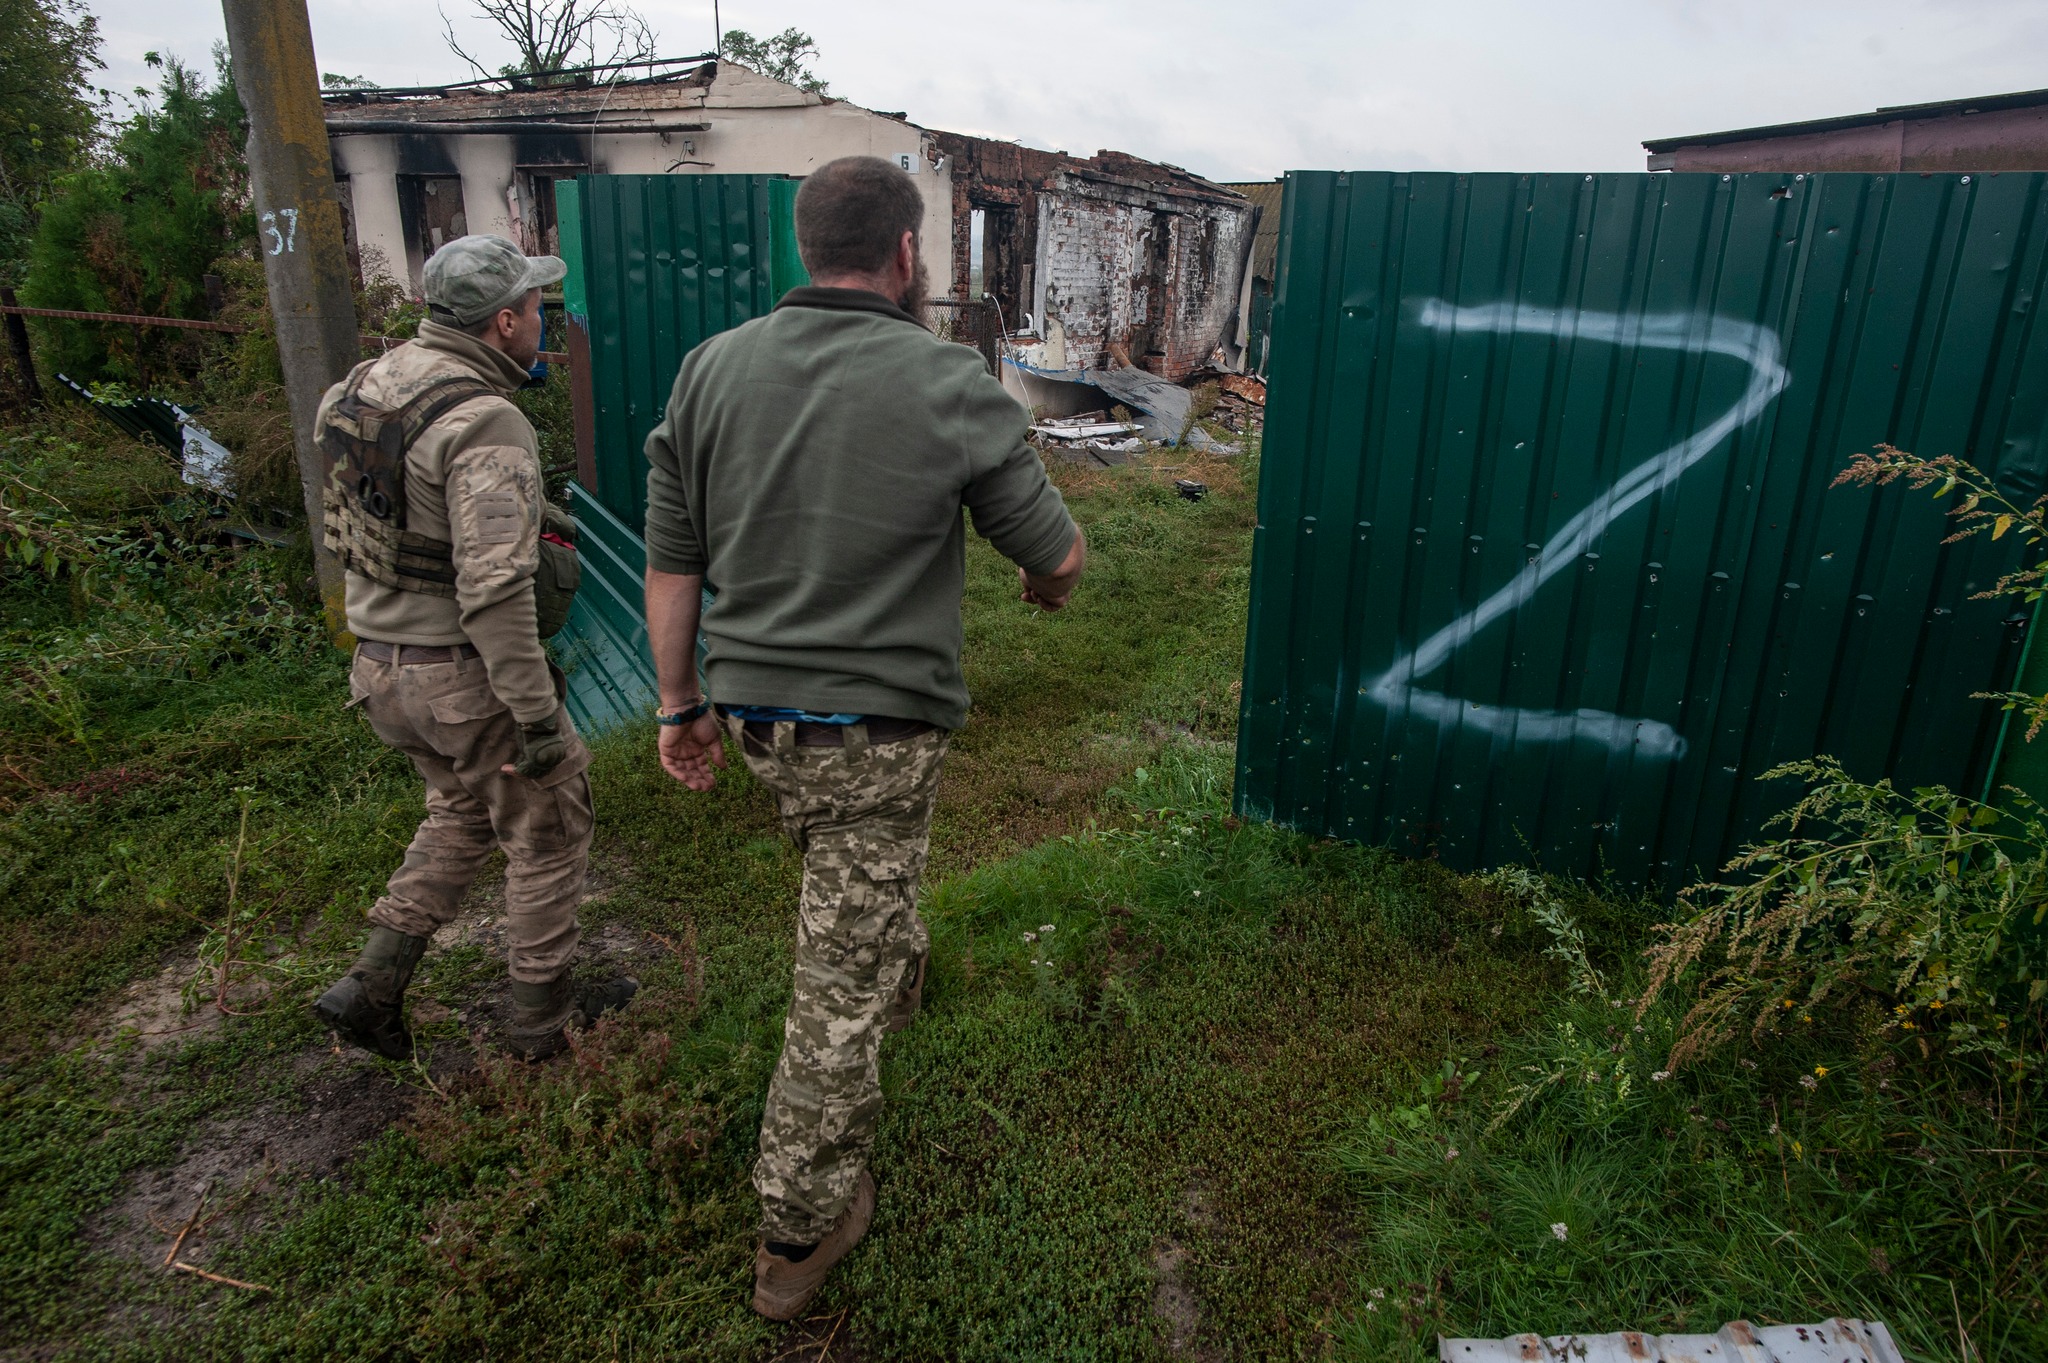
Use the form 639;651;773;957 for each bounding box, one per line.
441;0;657;85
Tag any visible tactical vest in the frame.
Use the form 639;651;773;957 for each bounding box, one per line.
319;360;579;638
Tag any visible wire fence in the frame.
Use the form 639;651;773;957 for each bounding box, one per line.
926;298;1000;376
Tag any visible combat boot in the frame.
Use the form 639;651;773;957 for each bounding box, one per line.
886;947;929;1035
313;926;429;1060
505;972;640;1060
752;1169;876;1320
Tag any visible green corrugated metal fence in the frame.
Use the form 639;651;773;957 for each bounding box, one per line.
551;174;807;733
564;174;806;530
1237;171;2048;892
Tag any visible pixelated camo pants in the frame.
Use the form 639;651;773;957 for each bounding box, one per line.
725;715;948;1243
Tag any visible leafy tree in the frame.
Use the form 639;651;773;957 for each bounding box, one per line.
720;27;827;94
20;51;249;384
321;72;380;90
0;0;104;285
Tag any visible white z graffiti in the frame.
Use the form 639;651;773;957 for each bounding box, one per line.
1362;300;1791;761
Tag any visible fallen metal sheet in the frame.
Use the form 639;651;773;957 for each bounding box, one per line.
1089;364;1193;441
1439;1319;1903;1363
1031;420;1144;440
1001;357;1194;443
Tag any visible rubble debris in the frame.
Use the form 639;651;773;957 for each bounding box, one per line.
56;373;235;494
1218;373;1266;405
1031;417;1145;442
1439;1317;1904;1363
1184;428;1240;456
1174;479;1208;502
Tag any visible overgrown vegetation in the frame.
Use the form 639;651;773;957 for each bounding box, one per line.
6;428;2035;1360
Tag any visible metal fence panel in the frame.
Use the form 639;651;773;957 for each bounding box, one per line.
1237;171;2048;891
548;174;806;732
564;173;806;531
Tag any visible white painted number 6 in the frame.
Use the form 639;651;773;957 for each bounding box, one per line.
261;208;299;255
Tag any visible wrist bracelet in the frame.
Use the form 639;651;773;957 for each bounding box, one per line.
656;698;711;726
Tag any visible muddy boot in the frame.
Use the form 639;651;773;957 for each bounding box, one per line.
313;926;428;1060
885;947;929;1036
505;973;639;1060
752;1168;876;1321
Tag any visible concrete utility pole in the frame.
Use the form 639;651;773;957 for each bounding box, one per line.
222;0;360;638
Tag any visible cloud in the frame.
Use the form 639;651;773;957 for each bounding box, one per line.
82;0;2048;176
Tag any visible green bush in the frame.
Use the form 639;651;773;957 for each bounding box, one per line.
20;50;247;384
1640;759;2047;1078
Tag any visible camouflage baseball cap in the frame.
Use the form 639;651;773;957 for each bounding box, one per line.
423;234;567;326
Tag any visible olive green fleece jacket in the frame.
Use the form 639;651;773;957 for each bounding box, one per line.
642;286;1078;730
321;322;557;724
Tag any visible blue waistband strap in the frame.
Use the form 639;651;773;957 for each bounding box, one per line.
722;705;865;725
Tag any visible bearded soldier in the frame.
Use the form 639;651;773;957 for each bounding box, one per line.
312;234;634;1061
642;157;1086;1318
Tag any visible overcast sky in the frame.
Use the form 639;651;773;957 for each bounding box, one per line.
80;0;2048;180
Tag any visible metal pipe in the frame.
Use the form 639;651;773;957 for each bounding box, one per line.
2;303;244;332
326;119;710;135
319;53;715;102
222;0;364;635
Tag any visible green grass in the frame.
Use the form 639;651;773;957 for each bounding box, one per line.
2;412;2041;1361
1327;903;2048;1361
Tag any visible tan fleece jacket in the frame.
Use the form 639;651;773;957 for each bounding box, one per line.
320;322;556;723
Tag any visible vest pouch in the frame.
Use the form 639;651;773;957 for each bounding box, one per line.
535;503;581;639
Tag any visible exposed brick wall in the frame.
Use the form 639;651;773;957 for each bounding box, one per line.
935;131;1252;380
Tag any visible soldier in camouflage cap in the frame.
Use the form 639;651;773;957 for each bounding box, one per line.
642;157;1086;1319
311;234;635;1063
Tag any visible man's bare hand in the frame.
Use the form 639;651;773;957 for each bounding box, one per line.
1018;529;1086;612
658;712;727;790
1018;565;1073;611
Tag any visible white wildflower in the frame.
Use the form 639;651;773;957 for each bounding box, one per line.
1040;924;1056;934
1651;1071;1671;1082
1365;1300;1378;1312
1798;1073;1818;1090
1551;1222;1569;1242
1022;931;1036;943
1192;890;1202;897
1369;1288;1386;1300
1443;1147;1460;1162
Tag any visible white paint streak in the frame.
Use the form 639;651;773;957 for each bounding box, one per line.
1364;300;1791;761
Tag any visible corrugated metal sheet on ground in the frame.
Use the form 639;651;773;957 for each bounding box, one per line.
1237;171;2048;891
567;173;806;531
1441;1316;1902;1362
556;483;712;735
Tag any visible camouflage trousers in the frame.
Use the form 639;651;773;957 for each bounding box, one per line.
350;647;594;982
725;714;949;1244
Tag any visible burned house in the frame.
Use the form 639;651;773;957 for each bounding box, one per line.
938;134;1257;382
323;59;1257;389
324;58;954;296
